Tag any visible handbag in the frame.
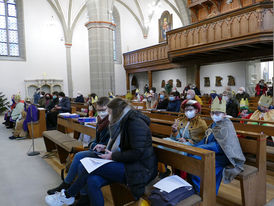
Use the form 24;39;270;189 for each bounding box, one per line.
149;186;195;206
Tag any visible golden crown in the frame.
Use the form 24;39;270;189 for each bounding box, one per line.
240;98;249;108
211;96;226;113
258;95;272;108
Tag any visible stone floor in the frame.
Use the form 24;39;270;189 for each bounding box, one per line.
0;121;60;206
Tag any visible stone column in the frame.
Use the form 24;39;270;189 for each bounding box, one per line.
65;43;73;97
85;0;115;97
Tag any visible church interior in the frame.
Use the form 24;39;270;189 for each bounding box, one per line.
0;0;273;205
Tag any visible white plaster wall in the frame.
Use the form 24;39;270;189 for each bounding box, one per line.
152;68;187;93
115;64;127;95
129;72;148;93
200;62;247;95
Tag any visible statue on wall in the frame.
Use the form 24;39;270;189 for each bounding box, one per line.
161;80;165;88
165;79;173;94
204;77;210;87
215;76;223;87
227;75;235;86
176;79;181;88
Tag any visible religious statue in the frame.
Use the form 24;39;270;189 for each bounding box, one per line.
159;11;173;43
176;79;182;88
204;77;210;87
161;80;165;88
215;76;223;87
227;75;235;86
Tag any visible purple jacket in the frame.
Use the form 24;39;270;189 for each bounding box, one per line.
23;105;38;131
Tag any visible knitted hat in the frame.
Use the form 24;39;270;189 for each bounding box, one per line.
181;99;201;113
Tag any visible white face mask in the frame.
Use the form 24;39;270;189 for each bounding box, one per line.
211;114;224;122
150;90;153;94
185;110;196;119
238;90;243;94
59;97;63;101
98;111;108;119
186;95;192;99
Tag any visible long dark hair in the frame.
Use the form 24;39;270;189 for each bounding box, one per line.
107;98;131;124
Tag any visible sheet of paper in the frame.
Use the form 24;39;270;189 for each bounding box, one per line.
80;157;113;174
153;175;192;193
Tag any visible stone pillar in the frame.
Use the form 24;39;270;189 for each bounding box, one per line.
65;43;73;97
86;0;115;97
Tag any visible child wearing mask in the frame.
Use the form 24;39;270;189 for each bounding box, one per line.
166;100;207;145
167;91;181;112
190;96;245;194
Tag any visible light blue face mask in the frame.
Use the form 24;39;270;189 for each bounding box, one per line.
160;94;164;99
211;114;224;122
169;96;175;101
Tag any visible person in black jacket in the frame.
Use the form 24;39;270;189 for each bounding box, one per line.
222;91;239;118
156;90;169;110
46;97;111;206
46;92;71;130
45;98;158;206
75;91;85;103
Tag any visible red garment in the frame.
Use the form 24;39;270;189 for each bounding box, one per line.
255;83;267;96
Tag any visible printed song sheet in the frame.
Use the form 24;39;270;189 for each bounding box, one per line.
80;157;113;173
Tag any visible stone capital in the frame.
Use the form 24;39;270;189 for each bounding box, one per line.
85;21;116;31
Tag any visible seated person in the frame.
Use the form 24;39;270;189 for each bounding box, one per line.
249;94;274;122
3;95;17;126
190;96;245;194
156;91;169;110
235;87;250;102
237;98;253;121
87;93;98;117
146;87;158;109
46;92;71;130
75;91;85;103
165;99;207;145
33;88;41;105
46;97;111;206
167;91;181;112
46;92;59;113
222;91;239;117
38;91;46;106
208;90;218;105
183;83;201;96
185;89;203;106
9;99;38;140
45;98;158;206
6;95;25;129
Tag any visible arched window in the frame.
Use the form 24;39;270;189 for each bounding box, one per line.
112;6;121;64
0;0;24;60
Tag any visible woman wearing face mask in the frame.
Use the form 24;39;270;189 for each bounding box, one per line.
45;98;157;206
166;100;207;145
46;97;111;206
146;87;157;109
167;91;181;112
156;91;169;110
235;87;250;102
189;96;245;194
222;91;239;118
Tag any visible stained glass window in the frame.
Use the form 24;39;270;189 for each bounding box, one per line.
0;0;19;57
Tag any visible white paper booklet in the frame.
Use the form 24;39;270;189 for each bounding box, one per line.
153;175;192;193
80;157;113;174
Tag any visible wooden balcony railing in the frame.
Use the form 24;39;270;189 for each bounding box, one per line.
167;2;273;59
123;43;169;69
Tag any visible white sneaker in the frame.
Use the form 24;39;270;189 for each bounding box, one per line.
45;189;75;206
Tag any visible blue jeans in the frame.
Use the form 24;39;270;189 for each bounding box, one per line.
67;161;126;206
65;150;97;195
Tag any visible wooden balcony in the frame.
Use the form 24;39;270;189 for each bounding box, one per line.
167;2;273;64
123;43;175;72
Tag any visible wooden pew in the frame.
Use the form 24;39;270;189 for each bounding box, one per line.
71;102;88;117
130;101;147;110
146;116;267;206
110;137;216;206
42;116;96;163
